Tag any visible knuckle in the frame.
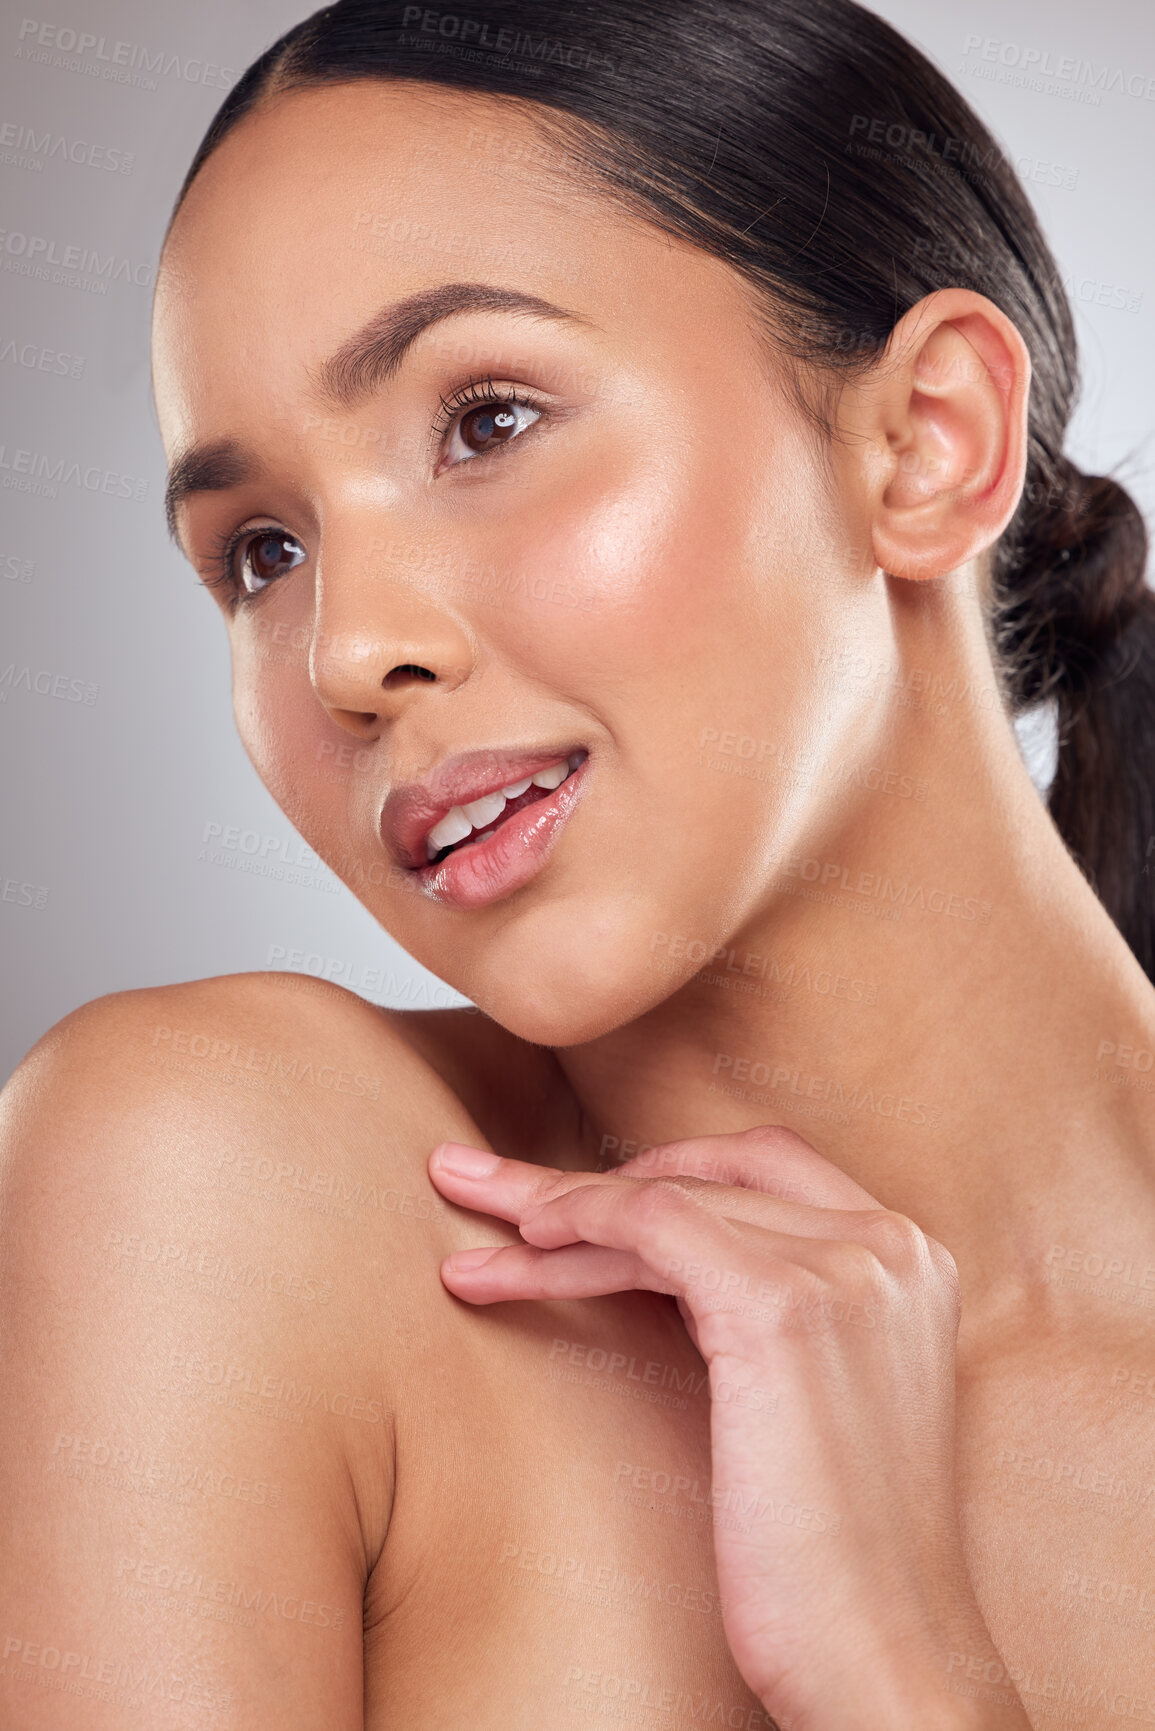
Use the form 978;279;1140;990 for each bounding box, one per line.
627;1177;703;1227
859;1208;926;1272
695;1308;771;1360
738;1123;815;1154
926;1233;961;1296
825;1237;883;1293
536;1172;580;1207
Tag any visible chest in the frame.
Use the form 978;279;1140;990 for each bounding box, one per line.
954;1358;1155;1726
360;1254;1155;1731
365;1283;774;1730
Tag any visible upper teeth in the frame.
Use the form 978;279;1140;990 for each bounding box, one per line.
425;754;581;860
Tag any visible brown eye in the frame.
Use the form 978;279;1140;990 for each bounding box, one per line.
459;404;519;452
239;529;306;595
442;396;540;468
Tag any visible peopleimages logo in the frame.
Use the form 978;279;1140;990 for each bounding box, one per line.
0;664;98;704
0;339;84;379
0;443;148;501
0;119;134;173
0;228;153;292
962;32;1155;103
398;6;617;74
14;19;236;90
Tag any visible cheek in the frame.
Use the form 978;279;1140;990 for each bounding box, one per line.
486;431;771;694
230;621;341;833
498;416;834;774
471;429;839;934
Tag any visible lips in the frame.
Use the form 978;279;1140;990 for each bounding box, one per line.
381;743;590;872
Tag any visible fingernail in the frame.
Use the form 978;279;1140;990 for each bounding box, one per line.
444;1246;500;1272
432;1142;501;1178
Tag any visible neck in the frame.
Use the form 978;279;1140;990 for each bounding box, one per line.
552;595;1155;1327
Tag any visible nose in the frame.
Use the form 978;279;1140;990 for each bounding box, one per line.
309;531;476;739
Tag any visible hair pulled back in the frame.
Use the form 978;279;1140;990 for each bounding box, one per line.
173;0;1155;980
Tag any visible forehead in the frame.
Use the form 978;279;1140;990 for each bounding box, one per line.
151;81;763;455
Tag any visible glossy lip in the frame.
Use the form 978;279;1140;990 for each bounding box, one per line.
381;742;590;871
415;753;592;910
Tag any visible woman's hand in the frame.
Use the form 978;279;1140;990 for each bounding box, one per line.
428;1125;1029;1731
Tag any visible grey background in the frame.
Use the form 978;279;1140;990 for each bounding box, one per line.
1;0;1151;1083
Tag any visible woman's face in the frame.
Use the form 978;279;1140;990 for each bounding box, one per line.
153;81;877;1045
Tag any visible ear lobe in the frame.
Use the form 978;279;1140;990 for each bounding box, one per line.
849;290;1031;583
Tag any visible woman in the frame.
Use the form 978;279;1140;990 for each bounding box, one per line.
1;0;1153;1725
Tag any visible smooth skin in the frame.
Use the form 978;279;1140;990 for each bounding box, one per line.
1;75;1153;1729
428;1126;1025;1731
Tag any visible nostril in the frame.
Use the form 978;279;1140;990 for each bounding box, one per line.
382;664;437;691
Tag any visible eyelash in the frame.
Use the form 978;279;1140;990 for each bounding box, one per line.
200;521;270;604
202;375;546;609
430;372;544;447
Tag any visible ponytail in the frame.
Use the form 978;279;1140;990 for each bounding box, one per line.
995;460;1154;975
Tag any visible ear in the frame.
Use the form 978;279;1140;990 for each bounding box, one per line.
836;288;1032;582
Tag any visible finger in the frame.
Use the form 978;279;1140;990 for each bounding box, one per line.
429;1127;881;1230
517;1173;775;1268
518;1172;910;1258
440;1240;664;1304
428;1142;611;1223
441;1194;894;1340
505;1198;888;1345
613;1123;881;1211
430;1143;900;1253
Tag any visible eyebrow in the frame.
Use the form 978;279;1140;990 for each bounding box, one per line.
164;281;590;541
164;438;254;541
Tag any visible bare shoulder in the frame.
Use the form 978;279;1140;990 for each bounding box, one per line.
4;970;578;1168
2;971;504;1192
0;973;493;1729
6;968;472;1116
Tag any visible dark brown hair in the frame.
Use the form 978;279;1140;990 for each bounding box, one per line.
172;0;1155;979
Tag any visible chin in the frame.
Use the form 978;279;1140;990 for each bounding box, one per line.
484;989;626;1049
466;911;682;1049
